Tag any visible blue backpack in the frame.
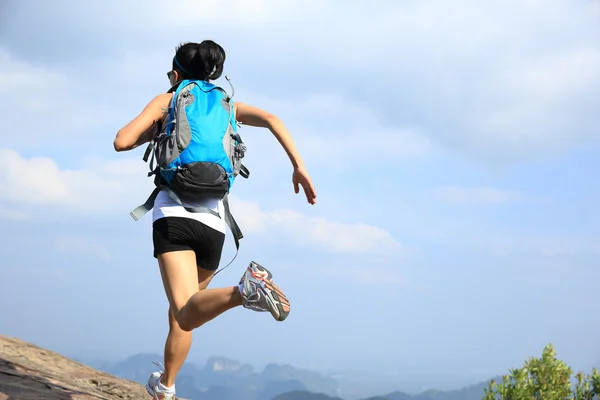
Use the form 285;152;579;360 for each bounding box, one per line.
130;77;250;256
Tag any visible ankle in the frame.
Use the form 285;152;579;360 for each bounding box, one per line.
159;373;175;390
232;285;243;306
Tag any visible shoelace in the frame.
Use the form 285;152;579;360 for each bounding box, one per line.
243;292;270;312
153;360;165;373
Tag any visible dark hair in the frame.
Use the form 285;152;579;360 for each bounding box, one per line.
172;40;226;81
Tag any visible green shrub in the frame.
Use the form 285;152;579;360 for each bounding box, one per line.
483;344;600;400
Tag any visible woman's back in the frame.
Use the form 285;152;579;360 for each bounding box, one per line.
149;87;226;233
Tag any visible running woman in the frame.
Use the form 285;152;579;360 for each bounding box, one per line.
113;40;317;400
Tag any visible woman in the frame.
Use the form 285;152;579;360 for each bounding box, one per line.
113;40;317;400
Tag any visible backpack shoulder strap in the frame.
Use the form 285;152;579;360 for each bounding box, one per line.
222;194;243;250
130;186;161;221
212;194;243;277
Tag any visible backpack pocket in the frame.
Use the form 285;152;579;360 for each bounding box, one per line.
154;133;179;168
154;85;196;168
223;124;246;177
169;161;230;202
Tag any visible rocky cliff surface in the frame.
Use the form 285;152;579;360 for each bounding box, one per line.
0;335;176;400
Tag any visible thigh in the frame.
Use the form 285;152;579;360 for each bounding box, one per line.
166;254;217;326
153;217;201;314
165;258;216;328
197;267;215;290
157;250;199;315
153;217;223;307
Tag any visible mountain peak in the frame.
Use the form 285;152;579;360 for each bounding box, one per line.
204;356;254;374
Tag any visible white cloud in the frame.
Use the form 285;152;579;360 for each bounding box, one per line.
0;148;400;256
0;49;71;146
0;48;114;149
0;148;154;215
300;129;430;165
516;47;600;100
0;48;67;94
435;186;527;205
150;0;600;164
0;149;70;204
230;196;402;256
234;90;432;172
6;0;599;165
30;0;305;30
156;0;293;26
1;42;430;177
171;0;599;165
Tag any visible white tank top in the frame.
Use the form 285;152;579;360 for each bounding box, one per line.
151;189;226;234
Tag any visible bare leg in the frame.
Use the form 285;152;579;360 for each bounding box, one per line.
157;250;242;387
161;308;192;387
158;251;242;331
178;285;242;330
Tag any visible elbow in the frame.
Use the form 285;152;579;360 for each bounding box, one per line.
263;113;280;129
113;134;130;152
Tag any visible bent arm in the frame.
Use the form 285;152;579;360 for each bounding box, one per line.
114;93;171;152
234;102;304;169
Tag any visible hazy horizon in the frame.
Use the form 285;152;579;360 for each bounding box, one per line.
1;0;599;395
67;347;505;395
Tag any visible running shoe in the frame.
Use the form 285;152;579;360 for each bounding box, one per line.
146;361;176;400
238;261;290;321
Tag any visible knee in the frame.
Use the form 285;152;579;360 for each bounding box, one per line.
177;320;194;332
169;306;194;332
174;313;195;332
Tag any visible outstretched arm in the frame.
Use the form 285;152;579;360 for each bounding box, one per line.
114;93;171;152
235;102;304;168
235;102;317;205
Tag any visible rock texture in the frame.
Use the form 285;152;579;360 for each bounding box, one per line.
0;335;173;400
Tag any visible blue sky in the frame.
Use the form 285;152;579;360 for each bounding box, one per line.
1;0;600;392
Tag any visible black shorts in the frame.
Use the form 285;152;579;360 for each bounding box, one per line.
152;217;225;271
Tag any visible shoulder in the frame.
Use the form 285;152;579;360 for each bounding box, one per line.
140;93;173;120
233;101;276;127
150;93;173;109
138;93;173;112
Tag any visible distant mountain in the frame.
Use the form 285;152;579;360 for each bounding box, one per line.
261;363;339;395
260;379;308;400
272;390;344;400
89;352;499;400
104;353;164;383
362;398;390;400
98;353;339;400
275;377;498;400
382;376;497;400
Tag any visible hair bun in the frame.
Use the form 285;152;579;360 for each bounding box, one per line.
173;40;226;81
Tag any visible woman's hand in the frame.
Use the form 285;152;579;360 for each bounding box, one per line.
293;166;317;205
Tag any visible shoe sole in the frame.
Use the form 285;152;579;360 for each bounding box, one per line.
250;262;291;322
